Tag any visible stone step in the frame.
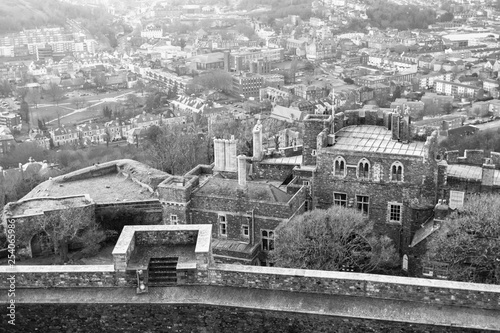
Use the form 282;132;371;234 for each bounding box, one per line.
149;271;177;276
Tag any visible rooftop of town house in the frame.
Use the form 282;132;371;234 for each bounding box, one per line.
5;195;93;218
193;177;292;203
21;159;170;203
327;125;427;157
447;164;500;185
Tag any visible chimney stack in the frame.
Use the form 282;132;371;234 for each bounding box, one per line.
238;155;247;188
252;117;263;161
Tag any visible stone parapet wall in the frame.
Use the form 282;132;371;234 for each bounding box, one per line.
0;265;134;288
1;259;499;312
207;265;500;311
135;230;198;246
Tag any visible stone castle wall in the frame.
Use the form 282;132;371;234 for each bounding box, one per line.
9;303;482;333
2;263;499;311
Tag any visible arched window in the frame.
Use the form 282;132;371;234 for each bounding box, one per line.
334;156;346;177
357;158;370;179
391;161;404;182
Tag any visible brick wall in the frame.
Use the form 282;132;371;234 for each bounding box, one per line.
252;162;295;181
302;115;332;166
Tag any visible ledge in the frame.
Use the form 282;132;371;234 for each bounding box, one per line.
5;286;499;330
0;265;115;273
214;264;500;294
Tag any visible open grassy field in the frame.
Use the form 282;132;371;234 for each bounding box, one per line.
28;89;137;127
29;105;75;127
61;101;123;125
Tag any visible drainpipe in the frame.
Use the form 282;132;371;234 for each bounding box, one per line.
248;209;255;246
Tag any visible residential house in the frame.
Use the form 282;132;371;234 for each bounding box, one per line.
131;112;162;128
0;127;15;155
104;119;125;141
49;127;79;147
434;80;479;98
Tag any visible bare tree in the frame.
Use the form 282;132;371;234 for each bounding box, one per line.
135;79;146;96
46;83;65;105
143;124;207;174
192;70;232;94
126;93;140;111
271;205;399;273
16;87;29;102
26;90;42;108
426;194;500;284
16;203;105;263
0;80;12;97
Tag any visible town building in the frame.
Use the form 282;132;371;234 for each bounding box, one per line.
0;112;22;130
434;80;479;98
49;127;79;147
232;73;264;99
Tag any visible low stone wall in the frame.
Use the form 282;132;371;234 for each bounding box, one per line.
1;261;500;312
208;265;500;311
0;265;134;289
135;230;198;246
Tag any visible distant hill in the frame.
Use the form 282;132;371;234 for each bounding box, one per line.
0;0;99;34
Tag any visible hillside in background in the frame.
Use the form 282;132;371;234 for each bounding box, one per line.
0;0;100;34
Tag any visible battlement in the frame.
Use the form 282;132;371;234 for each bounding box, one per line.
446;150;500;168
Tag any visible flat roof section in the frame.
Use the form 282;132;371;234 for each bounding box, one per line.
23;173;157;203
330;125;426;157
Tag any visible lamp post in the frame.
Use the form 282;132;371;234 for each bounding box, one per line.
136;269;148;294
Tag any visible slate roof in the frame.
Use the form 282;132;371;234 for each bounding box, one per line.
330;125;426;157
447;164;500;185
194;178;292;203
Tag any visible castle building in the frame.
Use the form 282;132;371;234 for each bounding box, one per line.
290;107;440;256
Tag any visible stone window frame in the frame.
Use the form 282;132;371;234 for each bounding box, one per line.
170;214;178;225
387;202;403;224
241;224;249;238
333;156;346;178
218;214;227;237
333;192;347;207
390;161;404;182
355;194;370;215
261;229;275;251
357;158;371;180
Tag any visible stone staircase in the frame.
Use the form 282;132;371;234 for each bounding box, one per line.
147;257;178;286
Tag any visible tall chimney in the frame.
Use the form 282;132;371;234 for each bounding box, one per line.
238;155;247;187
225;136;237;172
214;139;225;171
252;118;263;161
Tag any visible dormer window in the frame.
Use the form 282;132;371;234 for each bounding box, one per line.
391;161;404;182
358;158;370;179
334;156;346;177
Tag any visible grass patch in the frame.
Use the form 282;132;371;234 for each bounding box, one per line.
30;105;74;126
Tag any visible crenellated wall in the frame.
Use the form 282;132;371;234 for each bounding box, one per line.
445;150;500;168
